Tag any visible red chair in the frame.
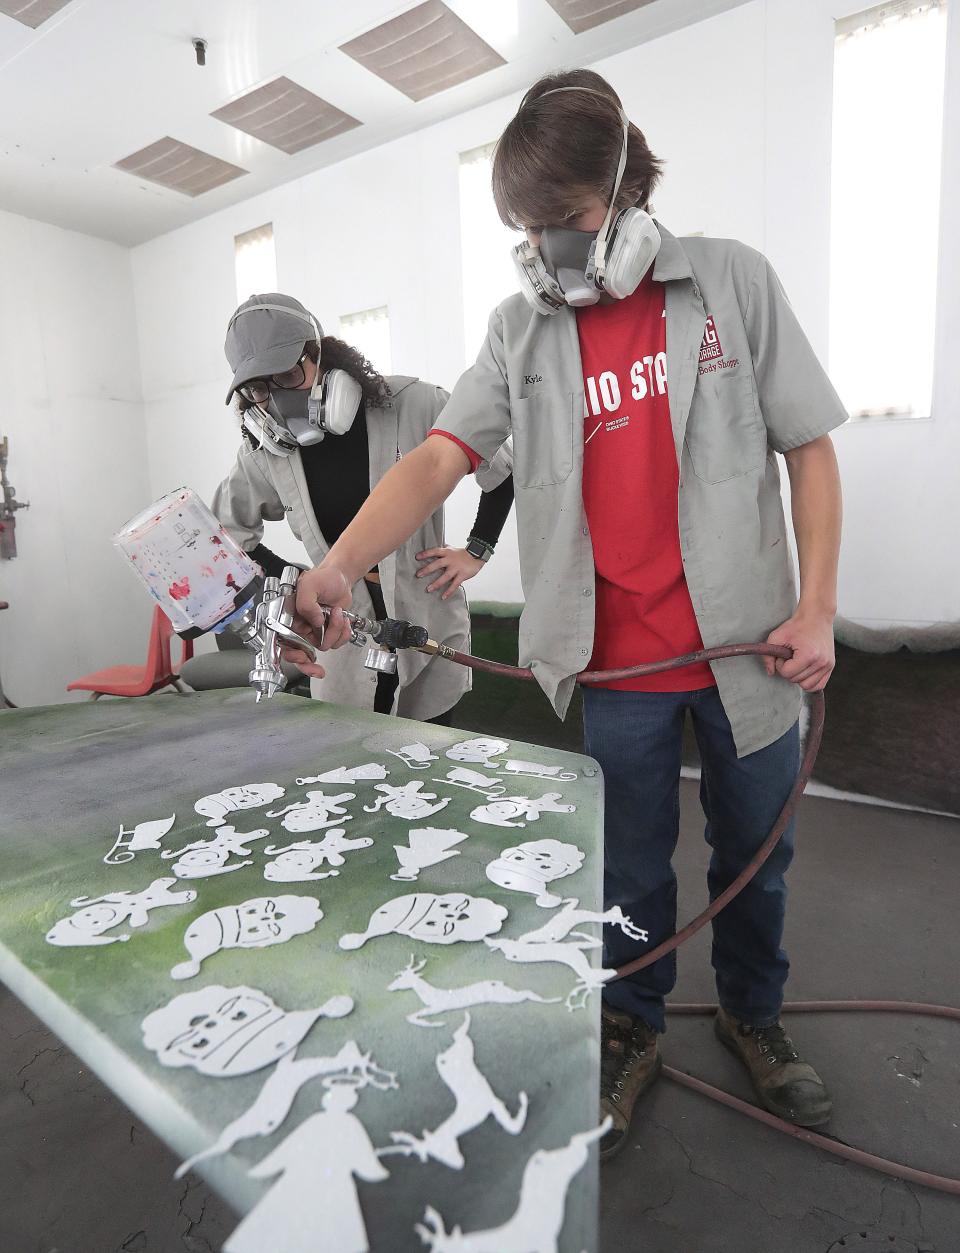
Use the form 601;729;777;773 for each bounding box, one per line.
67;606;194;700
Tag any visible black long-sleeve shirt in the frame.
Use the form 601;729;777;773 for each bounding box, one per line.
250;404;514;579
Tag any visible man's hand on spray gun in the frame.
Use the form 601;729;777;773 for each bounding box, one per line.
279;564;356;678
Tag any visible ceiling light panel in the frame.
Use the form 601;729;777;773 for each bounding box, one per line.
114;138;247;198
212;76;362;155
340;0;506;103
0;0;73;27
544;0;657;35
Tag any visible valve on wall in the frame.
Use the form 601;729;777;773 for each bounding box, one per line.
0;436;29;560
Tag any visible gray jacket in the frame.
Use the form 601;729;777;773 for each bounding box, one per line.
435;226;848;756
212;375;508;720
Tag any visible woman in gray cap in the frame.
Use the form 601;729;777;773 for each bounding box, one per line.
212;293;513;724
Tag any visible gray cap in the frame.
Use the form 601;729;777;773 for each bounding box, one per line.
224;293;323;403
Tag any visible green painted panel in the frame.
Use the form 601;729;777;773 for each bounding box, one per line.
0;691;605;1252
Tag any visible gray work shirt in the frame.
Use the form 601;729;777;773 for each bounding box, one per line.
436;226;848;757
212;376;508;720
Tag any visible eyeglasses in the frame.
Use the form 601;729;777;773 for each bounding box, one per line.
238;354;309;404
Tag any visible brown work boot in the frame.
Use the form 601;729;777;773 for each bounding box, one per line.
599;1004;662;1161
715;1007;832;1127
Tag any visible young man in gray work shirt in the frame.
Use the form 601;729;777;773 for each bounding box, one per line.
286;69;846;1160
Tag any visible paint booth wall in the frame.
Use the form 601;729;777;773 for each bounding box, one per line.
130;0;960;635
0;208;153;707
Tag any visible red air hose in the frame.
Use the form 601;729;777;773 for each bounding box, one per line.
441;640;960;1195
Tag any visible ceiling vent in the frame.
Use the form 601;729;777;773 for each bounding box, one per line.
340;0;505;103
0;0;73;27
544;0;657;35
212;77;361;154
114;138;247;198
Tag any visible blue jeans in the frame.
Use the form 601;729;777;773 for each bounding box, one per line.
582;685;799;1034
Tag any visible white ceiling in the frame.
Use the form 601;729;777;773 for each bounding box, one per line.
0;0;748;246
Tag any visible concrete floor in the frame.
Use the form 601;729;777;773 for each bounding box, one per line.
2;783;958;1253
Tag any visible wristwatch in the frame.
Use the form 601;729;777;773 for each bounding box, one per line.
465;535;495;563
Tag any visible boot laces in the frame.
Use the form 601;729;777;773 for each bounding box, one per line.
601;1016;651;1102
745;1021;800;1066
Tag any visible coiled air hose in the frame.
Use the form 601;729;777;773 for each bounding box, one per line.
435;639;960;1195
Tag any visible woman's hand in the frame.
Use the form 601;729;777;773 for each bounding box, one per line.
415;546;486;600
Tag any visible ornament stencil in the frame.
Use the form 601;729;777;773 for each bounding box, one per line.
142;984;352;1078
388;956;560;1028
383;1014;526;1168
263;831;374;882
171;896;323;980
46;877;197;948
339;893;507;951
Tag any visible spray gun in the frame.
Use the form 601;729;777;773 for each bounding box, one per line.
114;488;433;700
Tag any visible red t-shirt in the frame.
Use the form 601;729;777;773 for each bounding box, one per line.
577;272;714;690
431;273;715;690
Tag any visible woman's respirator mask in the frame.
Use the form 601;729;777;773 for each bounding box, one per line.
510;92;662;315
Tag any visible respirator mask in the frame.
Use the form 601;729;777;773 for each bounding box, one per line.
256;367;363;454
226;299;363;458
511;91;662;315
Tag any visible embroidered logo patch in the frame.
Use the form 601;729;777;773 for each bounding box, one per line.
699;315;723;363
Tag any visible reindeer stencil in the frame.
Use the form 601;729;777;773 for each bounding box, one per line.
382;1014;527;1169
484;899;648;1011
387;956;561;1027
415;1120;608;1252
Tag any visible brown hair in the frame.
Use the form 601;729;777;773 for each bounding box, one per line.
491;69;663;231
236;334;392;417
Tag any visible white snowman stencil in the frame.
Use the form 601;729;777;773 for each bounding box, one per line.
364;782;451;821
263;831;374;882
470;792;576;829
266;790;355;833
445;738;509;768
485;839;585;908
